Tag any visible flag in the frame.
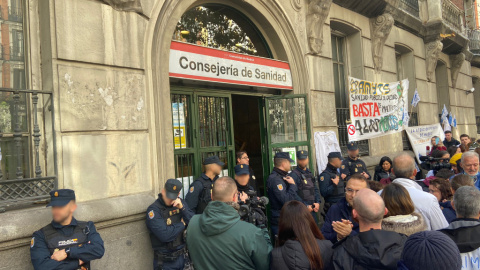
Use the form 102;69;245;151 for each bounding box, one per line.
441;105;448;122
443;117;452;131
448;112;453;125
411;89;420;107
453;115;457;128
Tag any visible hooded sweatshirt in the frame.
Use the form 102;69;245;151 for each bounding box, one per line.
271;239;334;270
332;229;407;270
186;201;272;270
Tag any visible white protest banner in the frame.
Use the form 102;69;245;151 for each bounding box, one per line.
169;41;293;90
347;77;409;141
405;123;445;163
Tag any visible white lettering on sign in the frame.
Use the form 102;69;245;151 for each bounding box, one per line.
169;41;293;90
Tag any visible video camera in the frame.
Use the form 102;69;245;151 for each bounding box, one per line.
238;190;269;228
419;156;452;172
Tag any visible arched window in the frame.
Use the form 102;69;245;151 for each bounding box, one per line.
173;4;271;58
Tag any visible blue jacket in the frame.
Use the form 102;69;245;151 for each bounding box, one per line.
440;200;457;224
267;168;298;226
146;194;194;252
289;167;321;205
321;197;359;243
30;218;105;270
319;163;344;204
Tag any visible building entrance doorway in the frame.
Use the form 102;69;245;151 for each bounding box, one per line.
171;87;312;198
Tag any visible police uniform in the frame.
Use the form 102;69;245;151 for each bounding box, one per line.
146;179;194;270
234;164;256;195
288;151;321;210
319;152;345;216
184;156;223;214
30;189;105;270
247;166;258;192
267;152;298;236
340;142;371;181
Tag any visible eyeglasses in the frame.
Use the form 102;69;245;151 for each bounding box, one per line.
241;156;249;160
345;188;361;195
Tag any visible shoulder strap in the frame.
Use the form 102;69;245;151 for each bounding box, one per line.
40;224;57;240
292;169;302;179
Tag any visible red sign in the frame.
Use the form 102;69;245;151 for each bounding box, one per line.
169;41;293;90
348;125;356;136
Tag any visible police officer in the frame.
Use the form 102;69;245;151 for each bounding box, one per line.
236;151;258;191
288;150;321;219
30;189;105;270
340;142;371;181
185;156;224;214
267;152;297;236
319;152;344;217
146;179;194;270
234;164;255;203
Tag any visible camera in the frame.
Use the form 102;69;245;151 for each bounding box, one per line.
419;156;452;172
238;190;269;227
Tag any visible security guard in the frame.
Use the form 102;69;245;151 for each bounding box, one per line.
146;179;194;270
288;150;321;219
30;189;105;270
319;152;344;217
185;156;224;214
267;152;297;236
234;164;255;203
340;142;371;181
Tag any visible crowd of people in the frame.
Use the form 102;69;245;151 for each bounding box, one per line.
29;132;480;270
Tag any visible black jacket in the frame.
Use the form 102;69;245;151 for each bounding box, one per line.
333;229;407;270
444;138;460;148
373;166;391;182
440;218;480;253
271;239;334;270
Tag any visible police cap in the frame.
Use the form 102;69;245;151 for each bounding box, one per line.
204;155;225;167
47;189;76;207
297;150;309;160
234;164;250;176
165;179;182;200
274;152;295;163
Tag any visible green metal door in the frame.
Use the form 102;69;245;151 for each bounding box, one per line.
262;95;314;179
171;89;235;198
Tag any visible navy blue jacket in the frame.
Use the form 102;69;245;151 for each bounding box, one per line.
289;167;321;205
319;163;344;204
267;168;298;226
185;173;218;213
30;218;105;270
321;197;359;243
440;200;457;224
146;194;194;252
340;157;371;181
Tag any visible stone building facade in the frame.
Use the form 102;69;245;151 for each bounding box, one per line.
0;0;479;268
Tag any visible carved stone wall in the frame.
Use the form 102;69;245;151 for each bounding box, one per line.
306;0;332;54
426;40;444;81
370;13;394;73
450;53;465;88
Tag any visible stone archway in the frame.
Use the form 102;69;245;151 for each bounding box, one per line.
145;0;308;191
